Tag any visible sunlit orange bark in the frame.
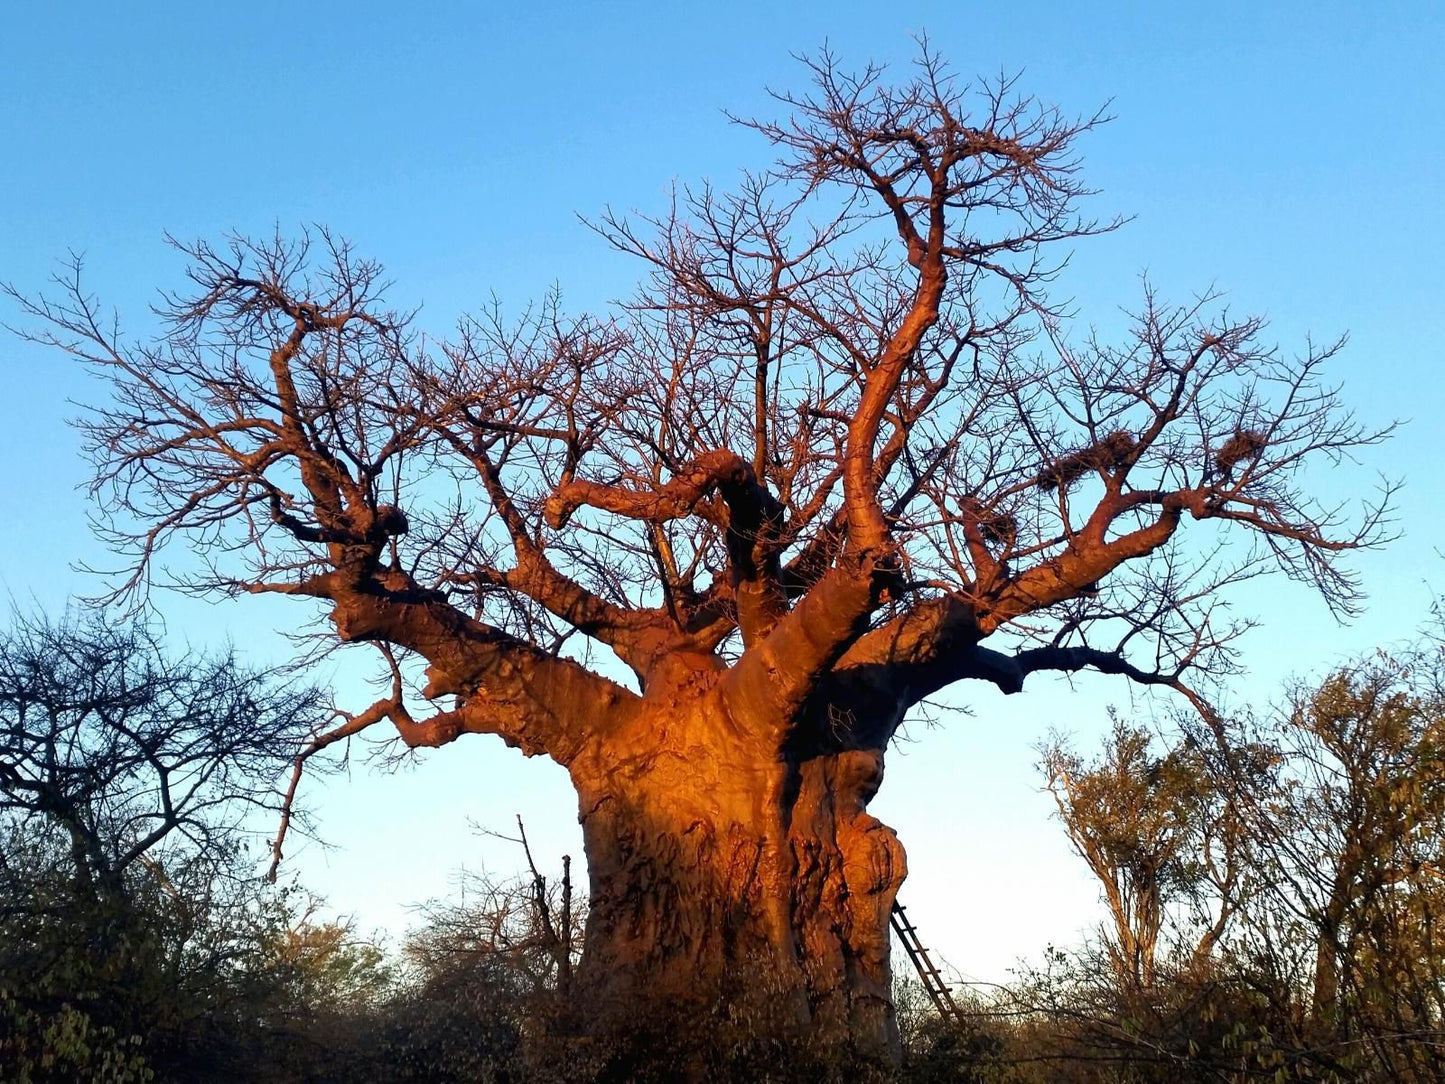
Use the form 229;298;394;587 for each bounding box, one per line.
565;656;906;1053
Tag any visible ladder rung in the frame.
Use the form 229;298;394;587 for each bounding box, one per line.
892;899;965;1022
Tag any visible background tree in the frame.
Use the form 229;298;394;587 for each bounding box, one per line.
1224;645;1445;1080
1018;641;1445;1083
376;849;583;1083
1041;716;1248;992
0;611;328;1076
5;46;1391;1056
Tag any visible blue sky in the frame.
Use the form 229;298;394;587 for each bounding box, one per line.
3;2;1444;982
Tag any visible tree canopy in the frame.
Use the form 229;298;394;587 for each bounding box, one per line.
6;51;1391;762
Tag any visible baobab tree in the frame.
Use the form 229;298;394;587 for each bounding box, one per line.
7;49;1391;1057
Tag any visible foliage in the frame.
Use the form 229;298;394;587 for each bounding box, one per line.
1026;634;1445;1082
370;859;581;1083
2;621;1441;1080
1225;642;1445;1080
1042;715;1253;990
0;990;153;1084
0;610;361;1079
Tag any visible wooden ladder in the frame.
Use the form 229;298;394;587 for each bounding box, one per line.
890;901;964;1023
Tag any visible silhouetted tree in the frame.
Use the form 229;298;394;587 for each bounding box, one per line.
0;610;329;1075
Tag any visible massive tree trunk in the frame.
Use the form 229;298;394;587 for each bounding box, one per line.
565;652;907;1060
322;573;912;1059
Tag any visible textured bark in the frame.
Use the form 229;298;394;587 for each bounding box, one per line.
564;653;907;1057
1311;883;1348;1028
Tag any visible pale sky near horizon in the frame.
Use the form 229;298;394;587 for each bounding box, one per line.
3;2;1444;986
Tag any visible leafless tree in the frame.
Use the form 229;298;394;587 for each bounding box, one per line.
0;611;321;901
5;46;1392;1055
405;830;581;1006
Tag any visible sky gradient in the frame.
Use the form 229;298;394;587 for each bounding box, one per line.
3;2;1443;984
